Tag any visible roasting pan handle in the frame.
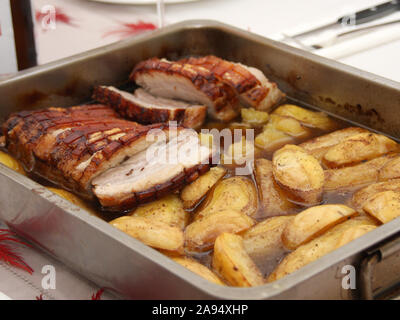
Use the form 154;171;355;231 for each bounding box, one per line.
359;234;400;299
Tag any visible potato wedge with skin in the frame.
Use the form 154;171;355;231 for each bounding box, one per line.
336;225;377;247
269;114;311;139
362;191;400;223
185;210;255;252
212;233;265;287
350;178;400;211
273;104;336;130
243;216;293;275
254;159;297;218
267;216;377;282
221;137;261;167
0;150;26;175
241;108;269;126
196;176;258;219
110;216;184;253
131;194;189;229
255;126;294;152
180;166;226;209
299;127;369;161
272;144;324;205
282;204;357;250
324;154;398;191
172;257;225;285
378;156;400;181
323;132;398;169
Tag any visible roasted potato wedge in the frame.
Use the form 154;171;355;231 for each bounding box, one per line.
336;225;377;247
185;210;255;252
198;133;214;149
172;257;225;285
110;216;184;253
350;178;400;211
362;190;400;223
267;216;377;282
255;126;294;152
180;166;226;209
378;156;400;181
324;154;397;191
323;132;398;169
254;159;297;218
196;176;258;219
0;150;25;175
269;114;311;139
272;144;324;204
212;233;265;287
243;216;293;274
241;108;269;126
282;204;357;250
131;194;189;229
221;137;261;167
273;104;336;130
299;127;368;161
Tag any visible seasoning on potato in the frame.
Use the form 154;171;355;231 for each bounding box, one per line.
299;127;368;161
184;210;255;252
322;132;398;169
267;216;377;282
350;178;400;212
362;190;400;224
273;104;337;131
172;257;225;285
324;154;397;191
243;216;293;275
282;204;358;250
131;194;189;229
253;158;297;218
196;176;258;220
110;216;184;254
180;166;226;209
272;144;324;205
378;156;400;181
212;233;265;287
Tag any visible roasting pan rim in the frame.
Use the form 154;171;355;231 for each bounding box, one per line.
1;19;400;299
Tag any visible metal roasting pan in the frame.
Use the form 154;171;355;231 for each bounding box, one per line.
0;20;400;300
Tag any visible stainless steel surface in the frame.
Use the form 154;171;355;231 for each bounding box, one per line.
0;20;400;299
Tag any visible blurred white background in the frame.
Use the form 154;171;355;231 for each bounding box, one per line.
31;0;400;82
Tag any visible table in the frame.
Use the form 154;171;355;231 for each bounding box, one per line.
1;0;399;300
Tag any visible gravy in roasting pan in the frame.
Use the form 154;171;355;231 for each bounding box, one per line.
1;98;399;287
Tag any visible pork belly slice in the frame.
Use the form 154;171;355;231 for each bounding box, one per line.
93;86;207;129
3;105;171;199
130;58;239;122
178;55;285;111
92;129;213;211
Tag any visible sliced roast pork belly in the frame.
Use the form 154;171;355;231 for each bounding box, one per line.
93;86;207;129
130;58;239;122
3;105;213;211
92;129;213;211
178;55;285;111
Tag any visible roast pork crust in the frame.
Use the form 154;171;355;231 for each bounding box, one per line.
178;55;285;111
130;58;239;122
3;105;166;198
92;86;207;129
3;105;213;212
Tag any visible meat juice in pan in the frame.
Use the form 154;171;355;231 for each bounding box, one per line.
0;99;355;279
